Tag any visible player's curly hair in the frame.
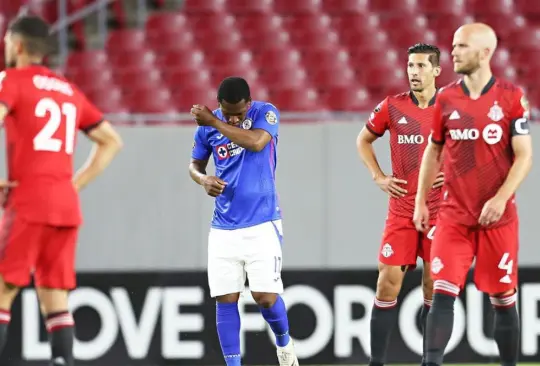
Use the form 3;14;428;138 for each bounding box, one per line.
217;77;251;104
8;15;53;57
407;43;441;67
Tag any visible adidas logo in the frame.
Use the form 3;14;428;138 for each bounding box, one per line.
398;117;408;124
449;111;460;120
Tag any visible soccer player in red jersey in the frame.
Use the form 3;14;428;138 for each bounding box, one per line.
414;23;532;366
0;16;122;366
356;44;444;366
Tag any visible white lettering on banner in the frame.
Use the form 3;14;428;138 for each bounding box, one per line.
521;284;540;355
334;285;374;357
21;287;204;361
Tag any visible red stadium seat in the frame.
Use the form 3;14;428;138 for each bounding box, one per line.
66;50;108;72
379;14;428;32
270;87;321;111
348;49;399;70
428;14;475;44
226;0;273;14
157;49;206;70
390;28;437;48
114;68;164;92
474;15;527;44
106;29;146;52
124;89;176;113
194;30;243;51
235;14;283;34
93;97;129;114
258;68;309;89
290;29;340;50
418;0;466;15
370;0;417;14
146;12;188;35
508;28;540;50
515;0;540;15
273;0;322;14
358;67;407;91
322;0;370;14
205;49;253;69
210;67;259;88
253;49;302;71
189;13;236;30
183;0;225;13
109;49;157;69
311;67;356;89
301;48;350;72
86;86;124;110
322;86;371;111
173;89;216;112
340;30;389;51
70;69;115;94
282;14;332;32
163;68;213;92
242;29;291;51
147;31;195;52
471;0;514;15
332;14;380;34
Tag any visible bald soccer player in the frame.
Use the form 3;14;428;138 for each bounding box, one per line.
414;23;532;366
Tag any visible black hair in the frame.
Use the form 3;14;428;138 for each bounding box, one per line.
8;15;53;57
217;77;251;104
407;43;441;67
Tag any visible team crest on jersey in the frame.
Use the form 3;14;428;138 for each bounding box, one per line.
216;142;244;160
265;111;277;125
487;102;504;122
242;118;253;130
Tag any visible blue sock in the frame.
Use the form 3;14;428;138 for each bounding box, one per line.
216;302;241;366
260;295;291;347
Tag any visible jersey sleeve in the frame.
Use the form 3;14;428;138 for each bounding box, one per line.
509;88;531;137
0;71;19;110
79;95;104;133
431;94;446;144
192;126;212;160
365;98;390;137
253;103;279;137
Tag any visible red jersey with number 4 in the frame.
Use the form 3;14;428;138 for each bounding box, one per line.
366;91;442;219
431;77;530;228
0;65;103;226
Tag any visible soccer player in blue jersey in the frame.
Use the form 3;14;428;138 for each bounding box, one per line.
189;77;299;366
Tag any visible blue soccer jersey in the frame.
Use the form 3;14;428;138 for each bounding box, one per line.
191;101;281;229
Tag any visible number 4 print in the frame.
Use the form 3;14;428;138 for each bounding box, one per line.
427;226;436;240
498;252;513;283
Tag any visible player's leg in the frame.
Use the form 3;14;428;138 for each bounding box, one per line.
245;220;297;366
425;222;474;366
370;217;417;366
34;225;79;366
419;223;435;366
475;221;520;366
208;228;245;366
0;213;40;354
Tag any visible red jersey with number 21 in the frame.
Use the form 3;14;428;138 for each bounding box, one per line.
366;91;441;219
0;65;103;226
431;77;530;227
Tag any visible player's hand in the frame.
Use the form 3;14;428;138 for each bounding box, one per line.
478;195;507;226
375;175;407;198
413;201;430;232
200;175;227;197
432;172;444;189
190;105;217;126
0;179;17;189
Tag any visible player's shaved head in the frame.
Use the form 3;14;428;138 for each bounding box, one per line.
452;23;498;75
4;15;53;67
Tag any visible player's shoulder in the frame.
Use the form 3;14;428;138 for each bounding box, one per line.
387;91;411;101
437;80;462;96
494;78;524;97
251;100;279;113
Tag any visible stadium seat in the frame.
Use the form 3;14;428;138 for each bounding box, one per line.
370;0;417;14
226;0;273;14
146;12;188;34
471;0;514;15
282;14;332;32
109;49;157;69
235;14;283;34
332;14;380;34
205;49;253;70
508;28;540;50
418;0;466;15
270;87;321;111
86;86;124;110
273;0;322;14
125;89;176;113
157;49;205;70
242;29;291;51
70;69;115;93
311;66;356;89
258;68;309;89
348;49;399;70
254;49;302;71
147;31;195;52
210;68;259;88
189;13;236;29
163;68;213;92
379;14;428;31
114;68;164;92
322;86;371;111
194;30;243;51
289;28;340;50
301;48;350;72
340;30;389;51
515;0;540;15
322;0;370;14
67;50;108;72
106;29;146;52
173;89;216;111
182;0;225;13
391;29;437;48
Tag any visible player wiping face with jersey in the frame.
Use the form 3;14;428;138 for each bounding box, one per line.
189;77;299;366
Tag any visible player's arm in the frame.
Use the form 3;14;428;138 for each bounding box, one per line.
189;127;227;196
416;100;445;204
494;97;533;201
214;105;279;152
73;121;123;191
0;70;18;125
189;158;209;185
357;101;388;180
0;104;8;124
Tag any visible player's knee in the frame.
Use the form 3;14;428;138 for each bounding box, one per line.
489;288;517;308
432;280;459;310
0;275;20;309
36;287;69;314
375;264;405;301
251;292;278;308
215;293;240;304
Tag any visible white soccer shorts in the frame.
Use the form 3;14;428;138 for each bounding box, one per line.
207;220;284;297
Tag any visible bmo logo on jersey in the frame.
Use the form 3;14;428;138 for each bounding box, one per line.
216;142;244;160
397;135;425;144
449;124;503;144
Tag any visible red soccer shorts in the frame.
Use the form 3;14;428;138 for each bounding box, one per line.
0;210;78;289
379;214;436;270
430;219;519;294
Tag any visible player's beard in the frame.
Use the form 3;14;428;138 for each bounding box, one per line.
455;54;481;75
